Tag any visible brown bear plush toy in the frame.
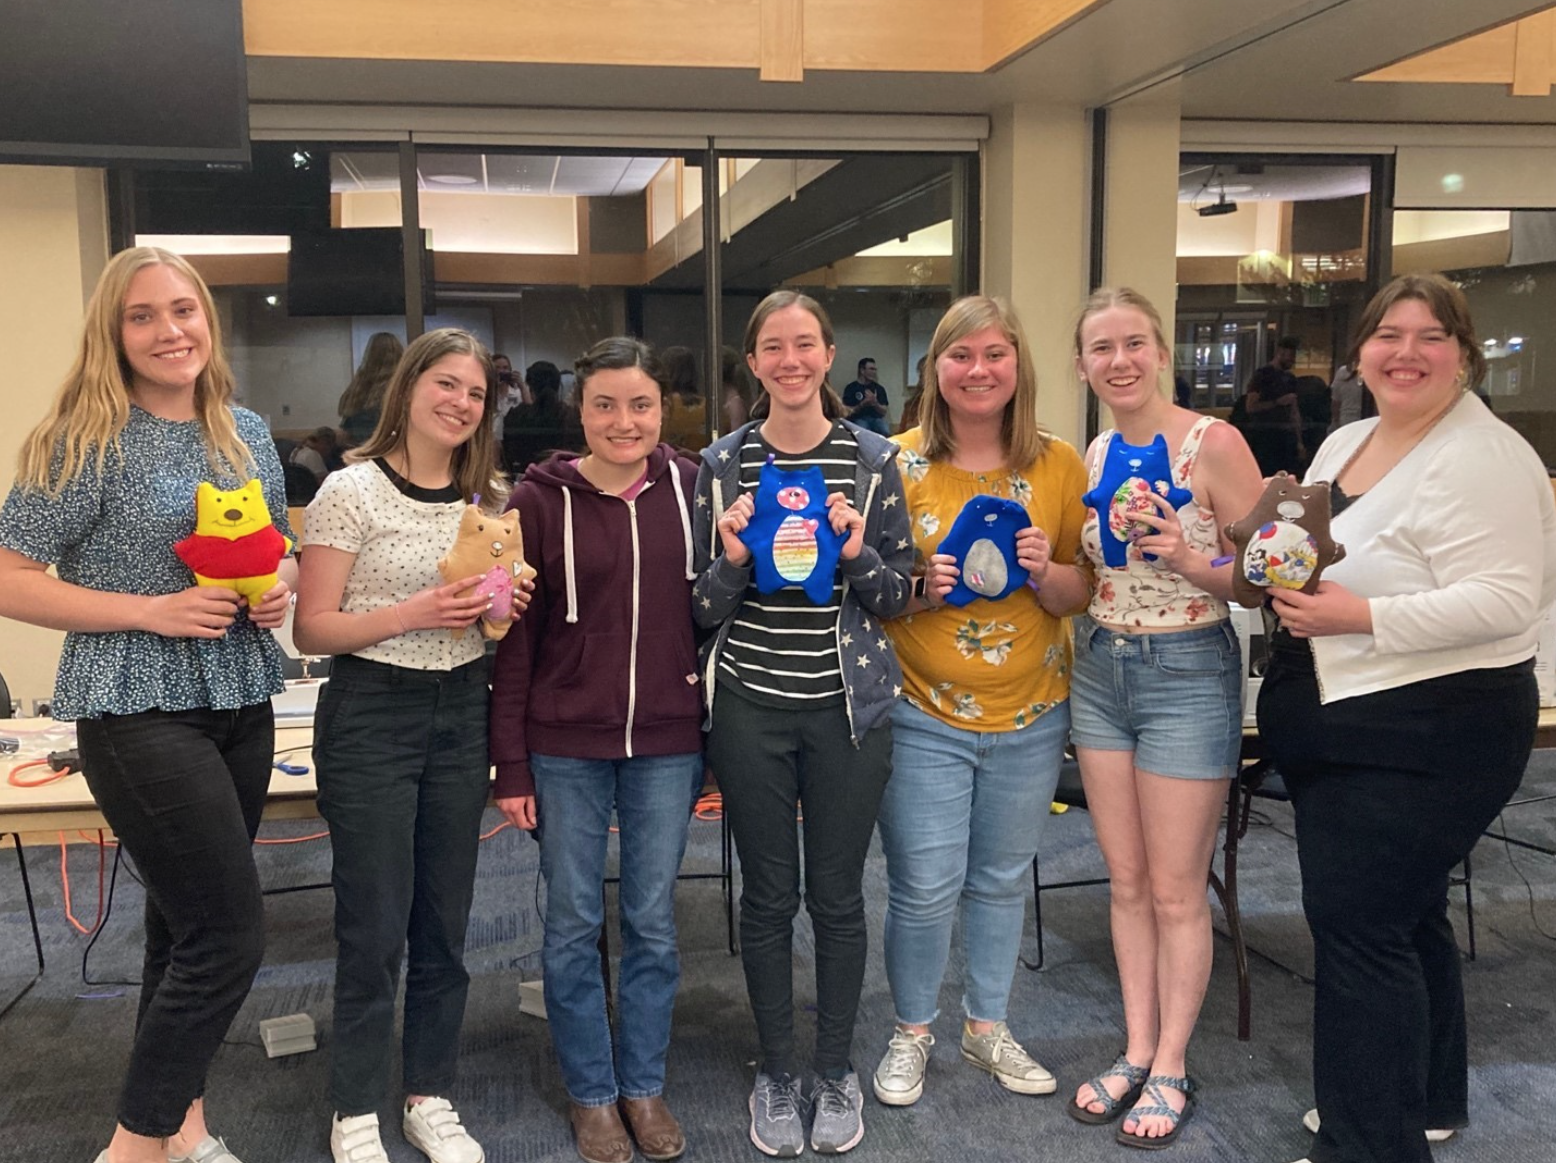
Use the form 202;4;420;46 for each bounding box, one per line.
1223;472;1346;609
437;503;537;641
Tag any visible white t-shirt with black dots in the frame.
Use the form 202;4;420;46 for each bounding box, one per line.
303;460;485;672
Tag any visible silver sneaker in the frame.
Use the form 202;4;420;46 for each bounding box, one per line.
808;1072;865;1155
749;1072;806;1157
872;1028;934;1106
959;1021;1056;1095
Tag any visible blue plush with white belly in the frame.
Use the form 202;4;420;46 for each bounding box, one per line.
936;494;1031;607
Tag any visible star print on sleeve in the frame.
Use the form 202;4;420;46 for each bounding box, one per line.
861;617;872;631
840;632;853;647
700;597;712;609
897;538;909;550
696;494;708;507
877;637;889;651
883;493;899;507
856;655;871;668
717;449;731;462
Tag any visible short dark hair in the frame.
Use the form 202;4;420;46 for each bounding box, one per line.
525;360;563;399
858;357;876;373
574;337;667;398
1277;337;1299;352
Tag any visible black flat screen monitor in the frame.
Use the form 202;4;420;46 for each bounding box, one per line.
0;0;250;169
287;229;436;318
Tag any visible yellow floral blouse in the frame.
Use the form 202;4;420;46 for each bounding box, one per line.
886;427;1089;731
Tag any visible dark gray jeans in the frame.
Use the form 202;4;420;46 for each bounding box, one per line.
76;703;274;1138
314;652;490;1115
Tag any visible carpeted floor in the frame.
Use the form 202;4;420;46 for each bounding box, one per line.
2;753;1553;1163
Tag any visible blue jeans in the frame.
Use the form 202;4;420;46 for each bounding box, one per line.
877;699;1069;1025
532;751;703;1105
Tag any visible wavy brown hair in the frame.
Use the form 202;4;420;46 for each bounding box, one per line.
16;246;254;495
337;330;404;419
350;328;509;511
918;295;1050;468
743;291;847;423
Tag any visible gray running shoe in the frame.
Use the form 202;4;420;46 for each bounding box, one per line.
872;1028;934;1106
960;1021;1056;1095
749;1072;806;1157
808;1072;865;1155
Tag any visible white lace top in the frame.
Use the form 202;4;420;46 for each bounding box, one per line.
1082;415;1229;629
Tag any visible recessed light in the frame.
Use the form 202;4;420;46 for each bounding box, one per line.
427;173;479;185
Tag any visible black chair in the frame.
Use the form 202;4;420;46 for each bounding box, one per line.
1;669;46;1019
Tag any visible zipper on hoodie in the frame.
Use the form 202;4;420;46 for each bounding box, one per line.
624;495;643;758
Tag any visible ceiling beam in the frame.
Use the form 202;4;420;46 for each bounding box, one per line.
1356;4;1556;96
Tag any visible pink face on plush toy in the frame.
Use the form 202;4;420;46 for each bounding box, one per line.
776;486;811;511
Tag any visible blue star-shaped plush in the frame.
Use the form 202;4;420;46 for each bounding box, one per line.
1081;433;1193;567
738;456;846;604
936;495;1031;607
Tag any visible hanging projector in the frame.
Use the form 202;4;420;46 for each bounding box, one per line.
1197;192;1239;217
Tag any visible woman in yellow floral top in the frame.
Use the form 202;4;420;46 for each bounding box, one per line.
872;296;1090;1110
1066;288;1263;1149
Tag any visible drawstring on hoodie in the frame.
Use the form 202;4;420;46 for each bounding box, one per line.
668;462;695;580
561;485;580;623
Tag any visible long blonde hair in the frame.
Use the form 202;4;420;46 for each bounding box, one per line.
918;295;1050;467
16;246;253;495
351;328;509;511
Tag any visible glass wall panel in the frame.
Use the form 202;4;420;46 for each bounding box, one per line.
1175;154;1379;475
132;142;411;503
1394;209;1555;468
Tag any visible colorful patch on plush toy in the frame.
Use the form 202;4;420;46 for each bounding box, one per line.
739;457;845;604
1223;473;1346;608
438;501;537;641
173;479;292;607
936;494;1031;607
1081;433;1193;567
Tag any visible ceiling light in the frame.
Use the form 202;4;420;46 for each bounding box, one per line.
427;173;479;185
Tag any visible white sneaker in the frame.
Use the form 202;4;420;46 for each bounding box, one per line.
873;1027;934;1106
1303;1107;1455;1143
331;1113;390;1163
404;1097;485;1163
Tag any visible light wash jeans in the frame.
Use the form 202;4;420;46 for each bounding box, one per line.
532;751;703;1105
876;698;1069;1026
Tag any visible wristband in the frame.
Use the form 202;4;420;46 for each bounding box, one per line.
911;575;929;603
393;603;409;635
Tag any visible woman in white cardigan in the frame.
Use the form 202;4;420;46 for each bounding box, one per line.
1257;272;1556;1163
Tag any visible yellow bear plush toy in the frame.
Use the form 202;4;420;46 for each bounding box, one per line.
173;479;293;607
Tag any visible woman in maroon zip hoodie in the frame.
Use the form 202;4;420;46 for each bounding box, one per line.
490;337;703;1163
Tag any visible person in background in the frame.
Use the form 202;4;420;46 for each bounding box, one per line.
658;344;709;451
491;337;703;1163
1067;287;1264;1149
490;353;525;432
1258;273;1556;1163
1327;362;1365;434
842;356;892;436
1242;337;1303;476
295;328;519;1163
0;245;296;1163
338;331;405;448
872;296;1089;1112
722;345;753;434
694;291;912;1157
503;359;582;474
290;425;340;485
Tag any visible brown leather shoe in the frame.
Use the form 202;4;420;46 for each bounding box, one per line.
570;1102;633;1163
619;1095;685;1161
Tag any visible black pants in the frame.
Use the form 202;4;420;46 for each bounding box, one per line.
1258;653;1536;1163
314;653;490;1115
707;683;893;1078
76;704;274;1138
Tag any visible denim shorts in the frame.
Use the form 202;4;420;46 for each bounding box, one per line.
1068;615;1243;780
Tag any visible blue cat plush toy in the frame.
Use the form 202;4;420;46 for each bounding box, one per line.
937;495;1031;607
738;456;846;604
1081;433;1193;567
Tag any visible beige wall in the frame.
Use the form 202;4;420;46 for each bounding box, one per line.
983;102;1091;450
0;166;109;708
1100;81;1183;425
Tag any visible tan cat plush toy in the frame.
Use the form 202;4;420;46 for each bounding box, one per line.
437;502;536;641
1223;472;1346;608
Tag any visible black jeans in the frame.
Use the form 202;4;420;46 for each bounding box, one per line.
1258;653;1536;1163
707;683;893;1078
314;653;490;1115
75;703;274;1138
